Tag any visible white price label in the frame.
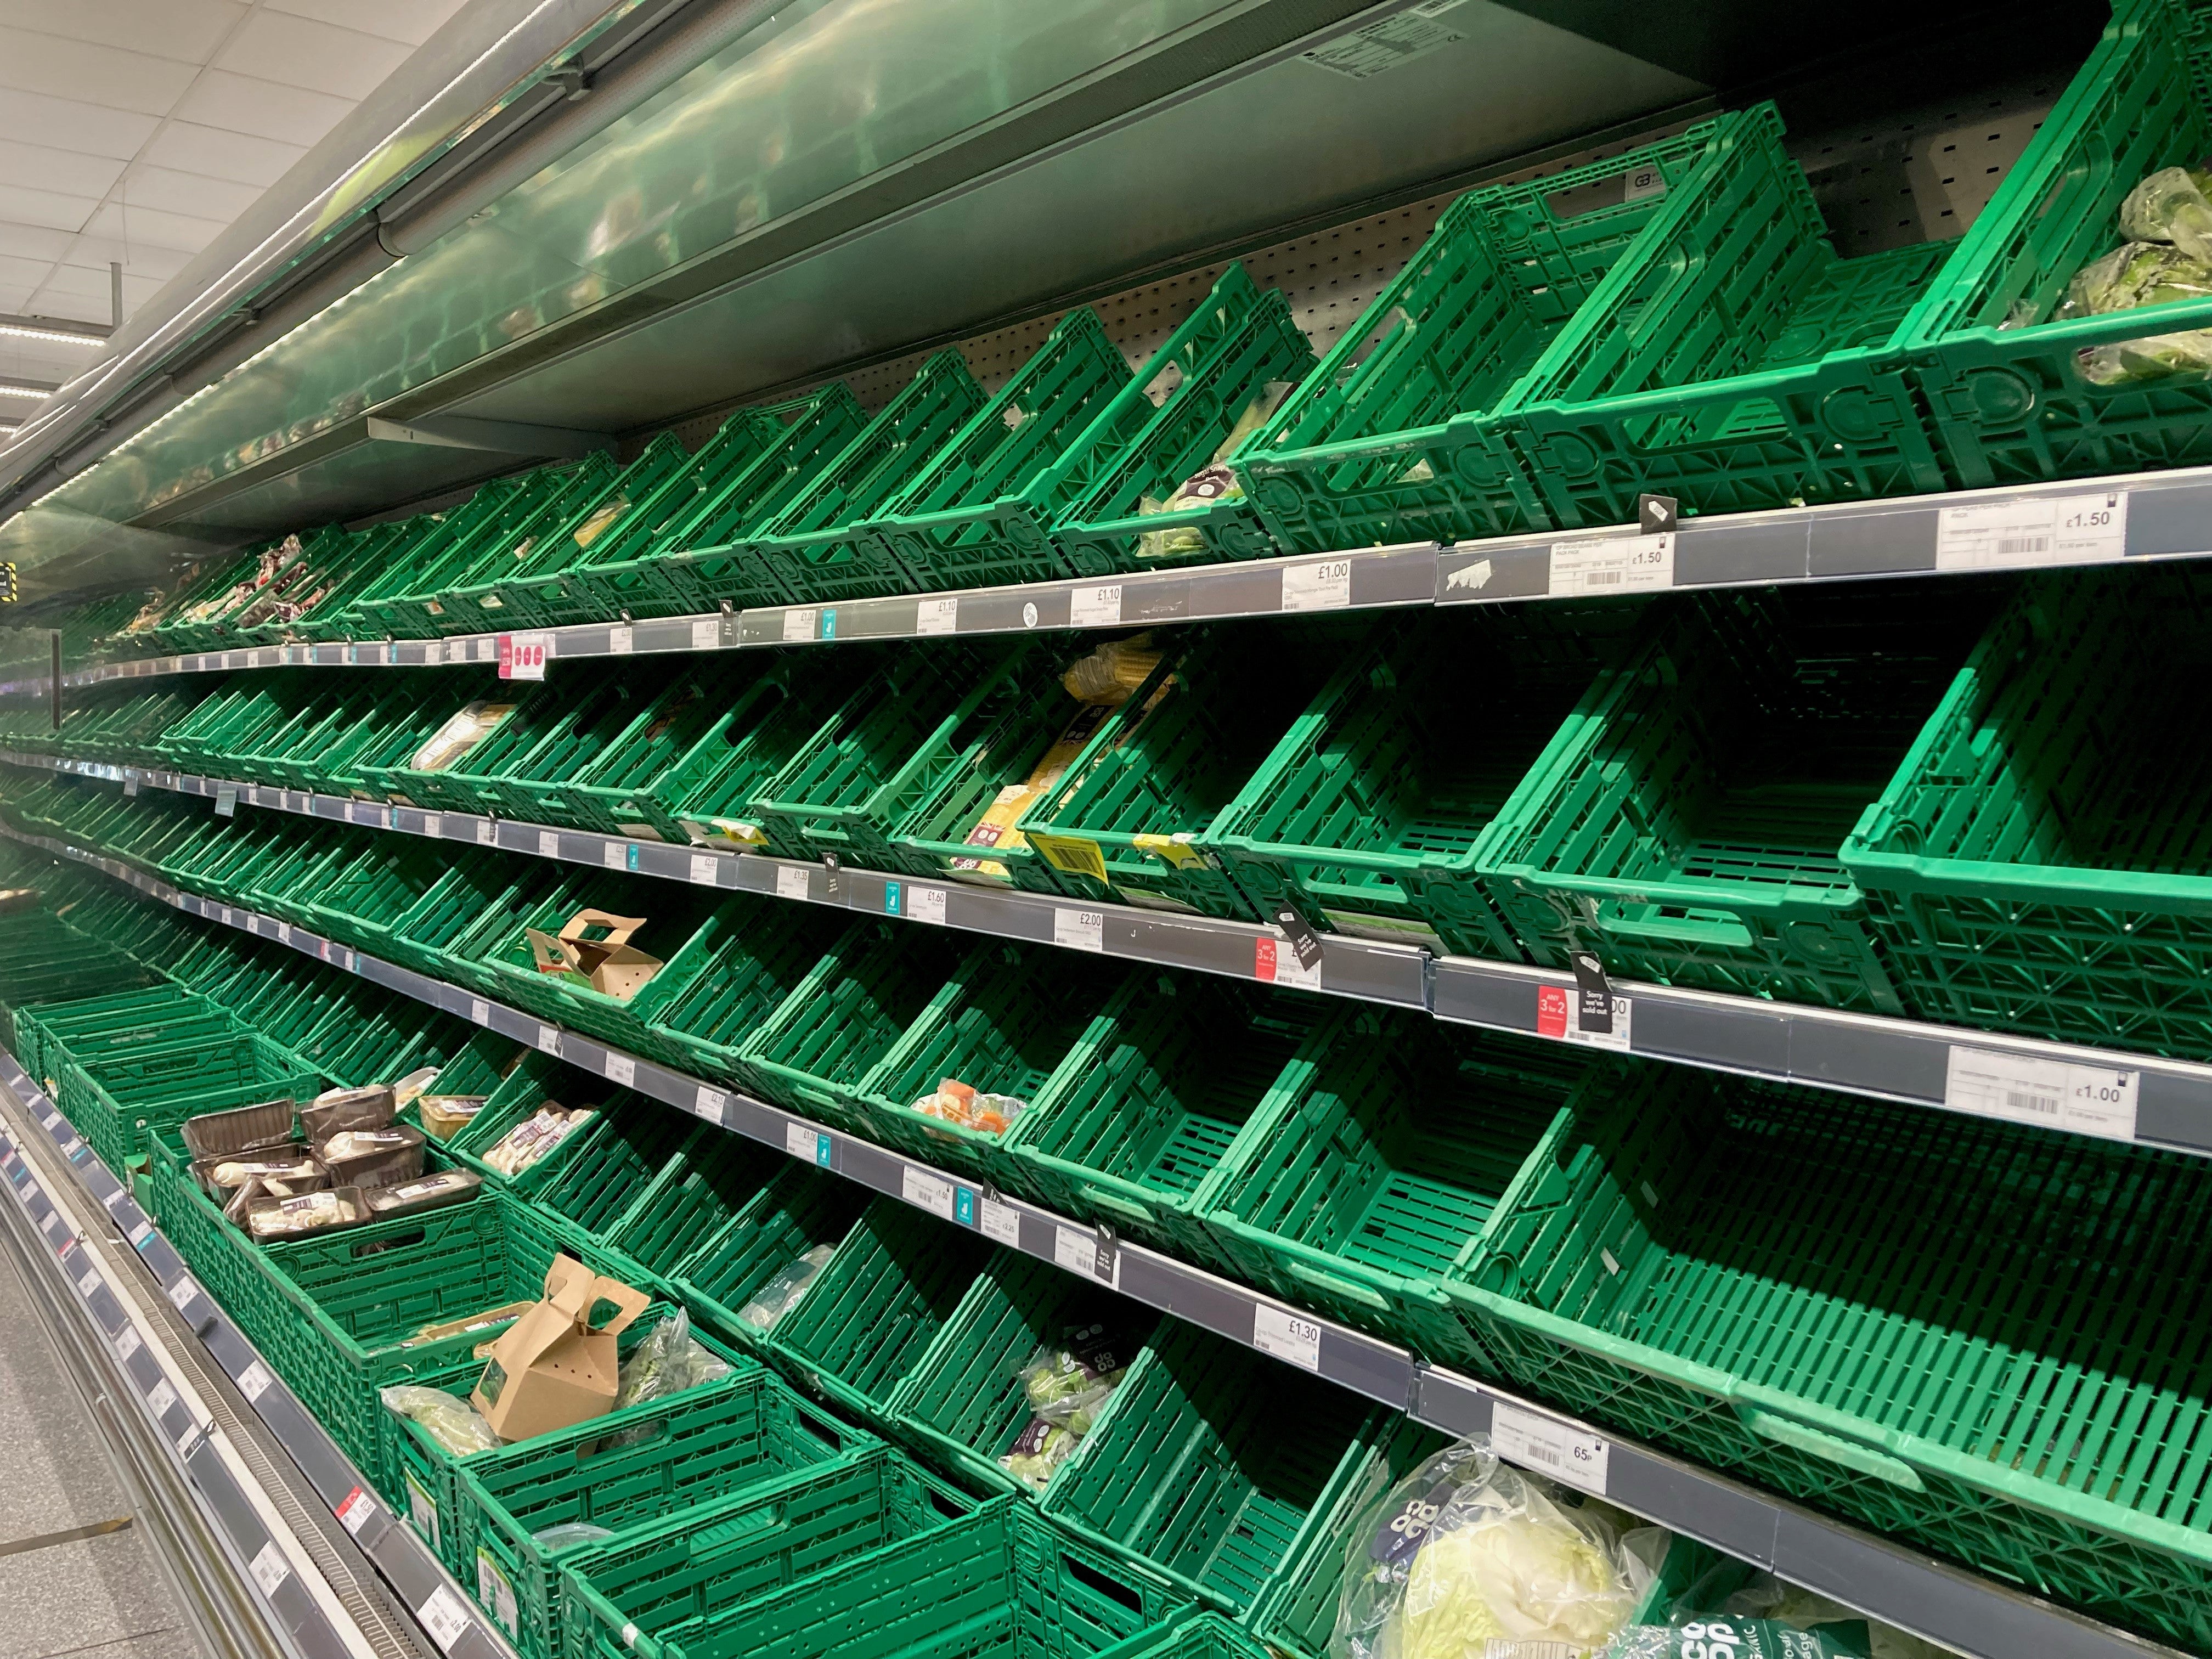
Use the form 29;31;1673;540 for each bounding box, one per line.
249;1541;290;1598
1054;1225;1101;1278
697;1085;729;1120
1548;532;1673;596
145;1379;178;1419
689;852;720;885
1944;1046;2138;1141
1053;908;1104;953
335;1486;375;1535
477;1550;520;1638
167;1278;199;1312
505;631;551;680
537;1025;562;1057
115;1327;141;1361
476;819;496;845
239;1362;274;1403
782;608;819;643
609;624;634;654
907;885;947;926
605;1053;635;1087
902;1166;956;1220
76;1267;99;1296
1252;1304;1323;1372
422;641;444;665
691;618;720;650
980;1198;1022;1246
1280;558;1353;613
1069;584;1122;627
1567;994;1631;1052
469;998;490;1025
414;812;438;839
916;597;959;635
602;839;629;870
278;923;292;944
1492;1402;1610;1495
786;1122;818;1160
538;829;561;858
127;1219;153;1248
1936;490;2127;571
417;1585;471;1654
775;865;811;901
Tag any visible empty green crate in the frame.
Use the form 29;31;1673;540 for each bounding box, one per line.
348;674;513;803
390;859;545;994
1448;1064;2212;1655
651;656;866;851
641;894;856;1095
1473;584;1995;1012
1003;977;1317;1268
1843;561;2212;1059
671;1163;873;1346
539;662;764;840
529;1105;703;1266
556;1449;979;1659
476;876;725;1051
295;838;456;954
338;474;544;639
422;463;625;639
600;1131;786;1282
61;1032;318;1170
854;946;1135;1184
483;670;709;827
1235;125;1731;551
314;998;471;1091
1197;1007;1588;1363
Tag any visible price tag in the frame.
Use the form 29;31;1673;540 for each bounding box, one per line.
335;1486;375;1536
1254;932;1322;990
783;1122;819;1160
980;1198;1022;1247
215;783;238;818
605;1054;636;1088
1491;1402;1610;1496
145;1379;178;1419
1944;1047;2138;1141
1069;584;1122;627
422;641;444;665
1565;993;1631;1052
902;1166;956;1220
1936;490;2127;571
277;922;292;945
602;839;629;870
1053;908;1104;953
1280;557;1353;613
238;1361;274;1404
697;1085;728;1120
423;813;442;839
416;1585;471;1654
1252;1304;1323;1372
537;1026;562;1057
123;776;138;797
501;631;551;680
905;884;947;926
609;624;634;655
477;1550;520;1639
469;998;490;1025
249;1541;290;1598
1548;532;1673;596
476;819;496;845
916;597;959;635
115;1326;141;1361
128;1219;154;1248
775;865;811;902
538;829;561;858
167;1278;199;1313
1053;1225;1102;1278
76;1266;99;1296
782;608;819;642
691;618;719;650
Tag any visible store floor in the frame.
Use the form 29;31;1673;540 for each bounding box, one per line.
0;1251;204;1659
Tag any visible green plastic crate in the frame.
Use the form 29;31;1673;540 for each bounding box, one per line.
389;857;544;994
347;673;514;803
448;1055;641;1199
599;1130;786;1283
1449;1064;2212;1655
1206;608;1622;960
337;475;540;638
889;1251;1156;1498
60;1031;318;1170
862;309;1136;591
1899;0;2212;492
1473;583;1996;1012
555;1449;979;1659
640;894;856;1096
670;1163;872;1347
646;655;864;850
1052;264;1318;575
764;1197;995;1431
1842;561;2212;1059
294;838;455;956
751;352;987;604
1003;977;1316;1268
1234;126;1733;551
736;924;968;1128
456;1365;876;1659
528;1105;702;1266
417;667;649;821
406;463;625;640
1041;1319;1384;1617
1197;1006;1589;1364
853;946;1135;1186
475;874;725;1052
537;662;764;840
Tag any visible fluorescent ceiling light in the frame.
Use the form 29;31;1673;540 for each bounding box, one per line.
0;321;105;347
0;382;58;400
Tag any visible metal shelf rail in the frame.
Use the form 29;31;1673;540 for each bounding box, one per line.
7;749;2205;1158
0;810;2185;1659
13;462;2212;692
0;1063;520;1659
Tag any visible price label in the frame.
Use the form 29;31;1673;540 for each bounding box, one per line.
907;885;947;926
145;1379;178;1419
421;641;444;665
1566;994;1631;1052
115;1326;141;1361
538;829;561;858
277;922;292;945
1069;584;1122;627
422;813;442;839
782;608;819;643
1936;490;2127;571
692;618;720;650
689;853;720;885
980;1198;1022;1247
785;1122;818;1160
601;839;628;870
416;1585;471;1654
249;1541;290;1598
1053;908;1104;953
123;777;137;797
1944;1047;2138;1141
1491;1402;1610;1496
602;1054;635;1089
127;1218;154;1248
1254;933;1322;990
916;597;959;635
469;998;489;1025
477;1550;519;1638
1280;558;1353;613
1054;1225;1103;1279
902;1166;956;1220
167;1278;199;1313
335;1486;375;1536
1548;532;1673;596
609;624;634;655
1252;1304;1323;1372
238;1361;274;1404
536;1026;562;1057
697;1085;728;1120
476;819;496;845
501;632;551;680
215;783;238;818
775;865;811;902
76;1266;99;1297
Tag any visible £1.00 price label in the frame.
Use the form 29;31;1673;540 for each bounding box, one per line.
1944;1046;2138;1141
1280;558;1352;613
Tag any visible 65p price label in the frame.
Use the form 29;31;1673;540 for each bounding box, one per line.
1491;1402;1610;1496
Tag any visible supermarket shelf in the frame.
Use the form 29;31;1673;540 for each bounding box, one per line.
0;1064;519;1659
16;462;2212;690
0;819;2182;1659
10;749;2210;1158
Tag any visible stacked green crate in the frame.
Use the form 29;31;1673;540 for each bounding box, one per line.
294;838;454;957
481;666;719;829
388;855;543;995
153;528;343;653
535;658;761;839
60;1025;316;1171
521;1103;703;1272
1449;1064;2212;1654
342;674;507;802
671;1162;873;1345
596;1130;786;1284
400;464;625;639
232;517;427;644
447;1054;639;1204
1473;582;1996;1012
640;894;854;1095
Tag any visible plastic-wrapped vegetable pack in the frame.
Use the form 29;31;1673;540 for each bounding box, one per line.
380;1385;499;1456
999;1324;1130;1491
2057;166;2212;385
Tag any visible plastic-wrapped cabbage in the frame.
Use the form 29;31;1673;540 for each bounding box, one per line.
2058;241;2212;385
1000;1420;1082;1491
612;1310;733;1412
1135;381;1294;559
380;1385;500;1455
2119;166;2212;263
997;1324;1133;1492
1716;1577;1943;1659
1333;1436;1645;1659
1605;1618;1870;1658
737;1244;834;1329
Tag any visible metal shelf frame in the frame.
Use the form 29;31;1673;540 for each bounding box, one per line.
14;461;2212;692
0;1059;521;1659
0;814;2182;1659
8;748;2209;1159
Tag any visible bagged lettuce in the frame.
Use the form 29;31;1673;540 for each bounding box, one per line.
1606;1618;1870;1658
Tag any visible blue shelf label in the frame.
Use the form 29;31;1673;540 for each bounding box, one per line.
955;1187;976;1227
820;609;838;639
884;881;901;916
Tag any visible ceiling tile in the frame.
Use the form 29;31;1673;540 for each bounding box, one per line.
0;0;249;65
0;252;54;290
0;222;72;263
0;25;201;117
57;232;193;280
0;180;99;236
140;121;305;189
79;199;225;255
216;9;411;101
169;67;353;146
118;163;263;224
0;87;160;160
35;259;162;300
0;138;126;201
267;0;469;48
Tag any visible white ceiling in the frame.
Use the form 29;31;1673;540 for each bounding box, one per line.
0;0;472;415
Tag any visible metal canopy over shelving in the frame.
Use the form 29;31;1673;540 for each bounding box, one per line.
0;817;2181;1659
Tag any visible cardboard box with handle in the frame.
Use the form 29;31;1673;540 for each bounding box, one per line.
471;1255;650;1440
525;910;663;1000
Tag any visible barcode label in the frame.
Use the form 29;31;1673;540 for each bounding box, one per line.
692;618;719;651
1994;535;2050;558
538;829;560;857
917;597;958;635
1566;994;1631;1052
609;624;634;654
1944;1046;2137;1141
907;885;947;926
602;839;628;870
249;1541;290;1598
1281;558;1352;613
605;1054;635;1088
902;1167;955;1220
689;853;719;885
1069;584;1122;627
1549;532;1672;596
239;1362;274;1403
697;1085;727;1120
416;1585;471;1654
1053;909;1104;953
335;1486;375;1535
980;1199;1022;1246
2006;1088;2059;1117
1491;1402;1609;1495
775;865;811;901
536;1025;562;1057
1252;1305;1322;1372
1936;491;2126;570
782;608;819;643
1054;1226;1102;1278
145;1379;177;1419
469;998;489;1025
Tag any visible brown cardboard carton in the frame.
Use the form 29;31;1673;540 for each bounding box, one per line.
524;910;663;1000
471;1256;648;1439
